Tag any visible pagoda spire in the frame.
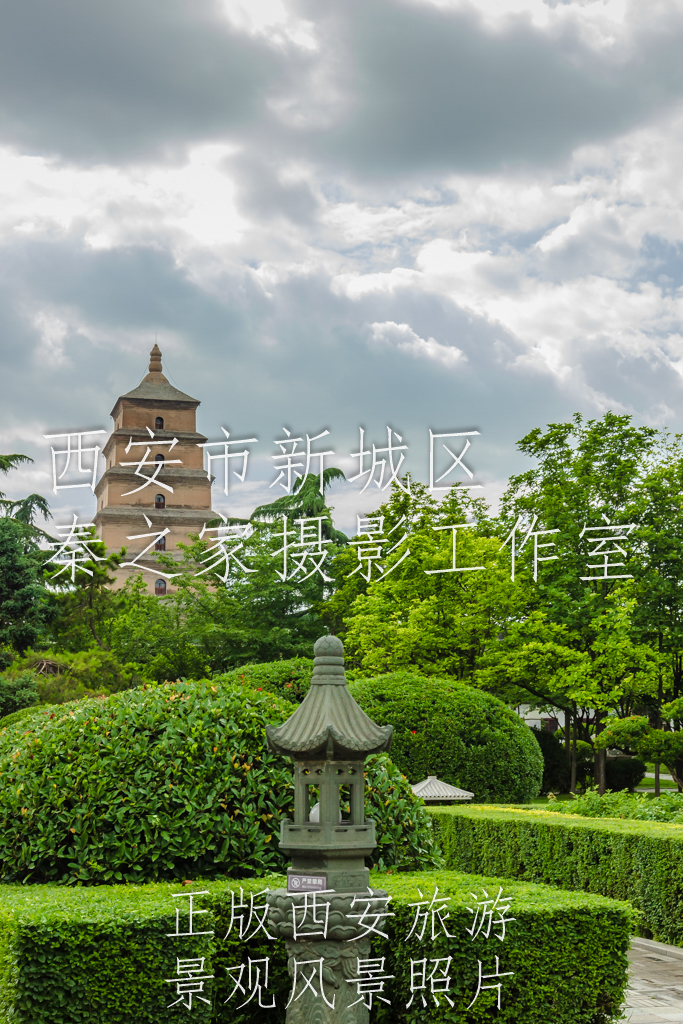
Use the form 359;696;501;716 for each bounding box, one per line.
142;343;169;385
148;343;163;374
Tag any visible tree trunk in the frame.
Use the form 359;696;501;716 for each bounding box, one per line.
656;635;662;797
570;711;577;795
665;759;683;791
594;714;606;795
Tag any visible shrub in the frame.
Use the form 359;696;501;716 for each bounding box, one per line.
0;670;39;718
0;682;438;884
364;753;442;871
215;657;314;704
0;681;297;884
555;788;683;822
6;648;149;704
531;727;570;794
0;704;42;729
430;803;683;945
0;870;631;1024
605;756;646;792
348;672;544;802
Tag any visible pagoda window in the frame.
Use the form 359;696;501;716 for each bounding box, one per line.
155;494;165;510
155;417;164;430
155;536;166;551
155;579;167;596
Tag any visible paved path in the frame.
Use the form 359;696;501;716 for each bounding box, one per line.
626;937;683;1023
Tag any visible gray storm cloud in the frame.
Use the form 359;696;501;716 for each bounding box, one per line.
1;0;683;531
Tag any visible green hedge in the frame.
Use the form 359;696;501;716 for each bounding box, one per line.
0;870;630;1024
430;804;683;945
0;682;297;884
214;658;314;704
0;686;440;883
348;672;544;802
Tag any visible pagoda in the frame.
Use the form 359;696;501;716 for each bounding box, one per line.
93;344;217;593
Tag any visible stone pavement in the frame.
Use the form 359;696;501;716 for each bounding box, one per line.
625;937;683;1022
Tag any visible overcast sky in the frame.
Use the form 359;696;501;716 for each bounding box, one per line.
2;0;683;532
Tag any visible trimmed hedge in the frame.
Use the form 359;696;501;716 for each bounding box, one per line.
0;705;40;730
0;685;439;883
215;658;314;704
348;672;544;802
0;682;296;884
0;870;630;1024
430;804;683;945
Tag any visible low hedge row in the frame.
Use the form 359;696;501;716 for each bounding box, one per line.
0;870;630;1023
430;805;683;945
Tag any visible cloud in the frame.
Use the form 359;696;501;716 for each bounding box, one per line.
370;320;466;368
289;0;683;178
0;0;290;163
1;0;683;533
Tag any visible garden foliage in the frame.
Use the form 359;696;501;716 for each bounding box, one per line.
0;672;39;719
0;519;46;656
554;788;683;822
431;804;683;945
531;727;570;794
0;681;438;884
348;671;544;802
0;870;631;1024
215;658;314;704
2;648;148;704
605;757;647;792
0;682;295;884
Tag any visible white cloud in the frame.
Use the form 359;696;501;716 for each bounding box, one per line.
220;0;317;49
3;0;683;505
370;320;465;368
0;144;246;255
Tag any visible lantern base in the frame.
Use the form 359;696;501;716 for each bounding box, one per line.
279;818;376;892
283;936;371;1024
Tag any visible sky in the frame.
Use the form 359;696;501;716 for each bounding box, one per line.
2;0;683;533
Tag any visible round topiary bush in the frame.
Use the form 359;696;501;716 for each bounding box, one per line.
0;679;439;884
0;681;295;885
217;657;314;704
348;672;544;802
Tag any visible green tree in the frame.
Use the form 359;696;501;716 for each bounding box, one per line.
45;528;126;651
335;481;532;677
626;454;683;788
0;452;51;530
494;412;663;792
91;514;346;679
0;519;47;659
597;697;683;790
251;468;348;544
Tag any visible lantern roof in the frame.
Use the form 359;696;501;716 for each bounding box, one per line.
266;635;393;760
411;776;474;802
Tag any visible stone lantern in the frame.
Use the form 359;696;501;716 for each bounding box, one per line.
266;633;393;893
266;634;394;1022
